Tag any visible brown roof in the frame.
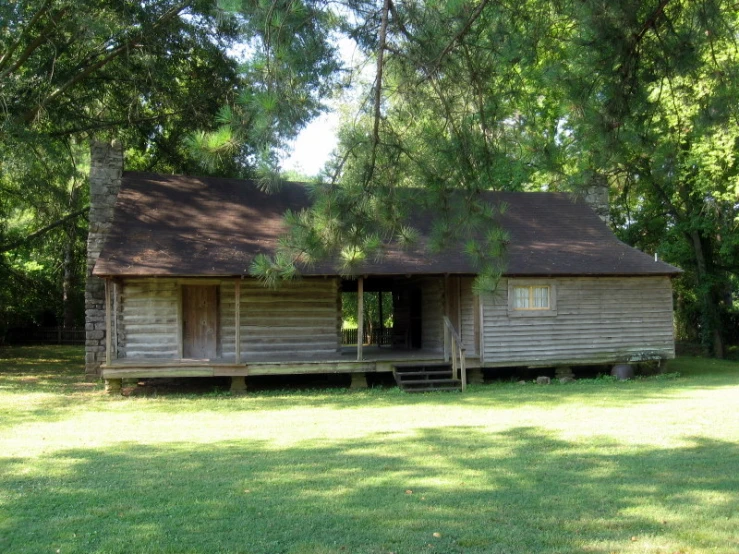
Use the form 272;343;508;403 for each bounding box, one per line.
94;172;681;277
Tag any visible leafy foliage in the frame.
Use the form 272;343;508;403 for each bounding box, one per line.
253;0;739;355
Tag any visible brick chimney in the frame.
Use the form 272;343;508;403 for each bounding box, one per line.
85;140;123;377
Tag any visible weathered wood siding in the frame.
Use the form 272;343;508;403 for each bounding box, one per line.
419;277;444;352
459;277;478;355
118;279;179;359
117;277;341;362
482;277;675;365
219;281;236;359
238;278;341;360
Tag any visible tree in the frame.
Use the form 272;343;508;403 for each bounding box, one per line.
0;1;244;333
0;0;344;335
544;0;739;356
245;0;738;355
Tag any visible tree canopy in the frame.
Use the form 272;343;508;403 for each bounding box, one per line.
1;0;737;356
242;0;739;356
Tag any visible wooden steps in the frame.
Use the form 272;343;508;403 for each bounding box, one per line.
393;363;462;393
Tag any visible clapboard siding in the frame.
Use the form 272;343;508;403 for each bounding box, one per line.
459;277;477;355
118;279;179;359
483;277;675;365
239;278;341;359
419;277;444;352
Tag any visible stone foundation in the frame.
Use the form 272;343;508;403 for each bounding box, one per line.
350;373;368;389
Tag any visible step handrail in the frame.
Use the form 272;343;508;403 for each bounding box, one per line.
443;316;467;391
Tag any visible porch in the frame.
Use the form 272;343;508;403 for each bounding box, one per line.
101;345;482;380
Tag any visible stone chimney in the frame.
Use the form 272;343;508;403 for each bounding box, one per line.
582;173;610;223
85;140;123;378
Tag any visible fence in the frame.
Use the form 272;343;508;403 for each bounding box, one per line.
4;327;85;345
342;327;393;346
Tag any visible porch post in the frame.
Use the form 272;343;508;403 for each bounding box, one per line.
478;294;485;363
234;279;241;364
377;290;383;347
357;277;364;361
104;278;112;366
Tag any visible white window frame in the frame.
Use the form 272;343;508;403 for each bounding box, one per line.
507;280;557;317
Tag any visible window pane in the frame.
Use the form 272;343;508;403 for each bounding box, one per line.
513;287;529;308
533;286;549;308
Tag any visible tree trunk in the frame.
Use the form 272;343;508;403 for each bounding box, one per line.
689;230;724;358
62;184;81;329
62;227;75;328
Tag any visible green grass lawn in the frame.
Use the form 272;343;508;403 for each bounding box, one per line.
0;346;737;554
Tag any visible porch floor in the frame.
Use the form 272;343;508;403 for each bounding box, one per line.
102;347;481;379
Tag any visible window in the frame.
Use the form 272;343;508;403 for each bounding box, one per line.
512;285;550;310
508;281;557;316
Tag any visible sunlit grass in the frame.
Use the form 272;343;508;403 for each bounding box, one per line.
0;346;738;553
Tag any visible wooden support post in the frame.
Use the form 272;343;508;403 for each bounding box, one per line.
378;290;383;347
457;277;463;337
478;294;485;363
112;280;119;360
234;279;241;364
460;345;467;391
105;279;112;366
176;284;184;359
357;277;364;361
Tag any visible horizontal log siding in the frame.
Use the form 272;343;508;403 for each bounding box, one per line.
239;278;341;359
420;277;444;352
483;277;675;365
220;281;236;360
459;277;477;355
118;279;179;359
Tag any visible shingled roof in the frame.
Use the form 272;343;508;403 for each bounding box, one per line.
93;172;681;278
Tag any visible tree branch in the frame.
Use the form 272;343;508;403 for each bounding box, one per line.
364;0;390;189
632;0;672;47
427;0;490;78
22;2;188;124
0;206;89;254
0;0;53;73
0;6;69;80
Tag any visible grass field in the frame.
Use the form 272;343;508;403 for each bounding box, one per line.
0;346;737;554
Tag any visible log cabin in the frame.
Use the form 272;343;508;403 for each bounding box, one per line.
86;142;681;393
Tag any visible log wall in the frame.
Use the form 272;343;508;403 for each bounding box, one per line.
117;277;342;361
118;279;179;359
237;278;341;360
482;276;675;365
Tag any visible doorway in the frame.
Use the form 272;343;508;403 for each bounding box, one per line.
181;285;219;359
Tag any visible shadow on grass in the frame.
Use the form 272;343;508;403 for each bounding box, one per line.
1;427;737;554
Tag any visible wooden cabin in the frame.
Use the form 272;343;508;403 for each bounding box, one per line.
90;171;681;392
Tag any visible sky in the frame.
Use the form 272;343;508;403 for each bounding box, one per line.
281;110;340;176
280;36;367;177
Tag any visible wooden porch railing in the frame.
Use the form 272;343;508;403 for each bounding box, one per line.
443;316;467;391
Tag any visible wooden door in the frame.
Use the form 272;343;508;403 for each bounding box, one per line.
182;285;219;359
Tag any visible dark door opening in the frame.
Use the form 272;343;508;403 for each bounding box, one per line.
393;286;422;349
